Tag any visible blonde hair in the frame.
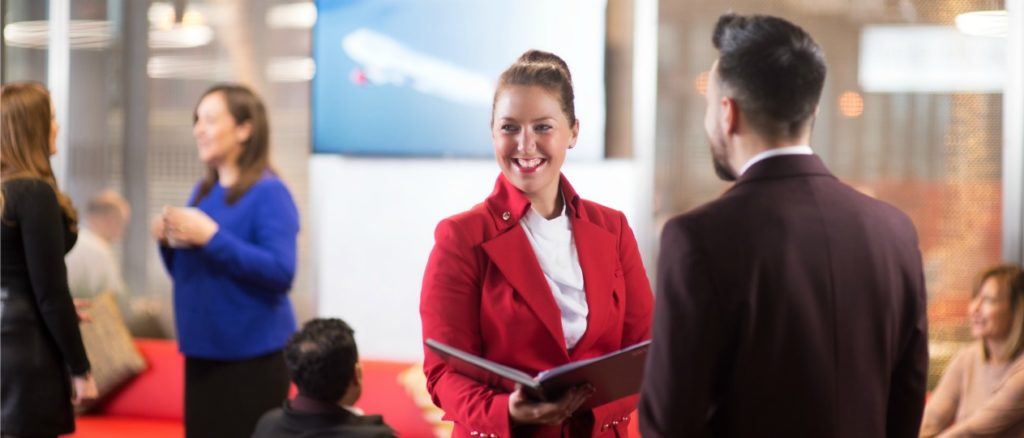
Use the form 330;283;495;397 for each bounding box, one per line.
973;264;1024;361
0;82;77;230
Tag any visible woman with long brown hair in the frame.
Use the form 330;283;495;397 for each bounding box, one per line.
151;83;299;438
1;81;98;436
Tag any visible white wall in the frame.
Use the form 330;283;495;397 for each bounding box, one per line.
311;156;640;360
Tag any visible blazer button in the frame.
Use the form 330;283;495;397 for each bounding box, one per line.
612;420;619;426
470;432;478;436
621;416;630;422
601;423;610;431
502;211;511;221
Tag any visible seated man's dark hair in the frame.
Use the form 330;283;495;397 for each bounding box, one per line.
712;13;827;141
284;318;358;402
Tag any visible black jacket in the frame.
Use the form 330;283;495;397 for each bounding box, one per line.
252;401;397;438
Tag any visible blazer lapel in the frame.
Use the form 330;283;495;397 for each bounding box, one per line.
482;226;568;350
569;218;617;357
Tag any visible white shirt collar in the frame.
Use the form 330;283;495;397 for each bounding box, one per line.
342;404;365;416
739;144;813;176
525;193;567;225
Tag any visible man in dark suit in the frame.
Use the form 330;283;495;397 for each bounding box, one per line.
252;318;395;438
639;13;929;438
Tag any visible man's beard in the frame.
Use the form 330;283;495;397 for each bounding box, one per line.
712;156;737;182
709;137;737;182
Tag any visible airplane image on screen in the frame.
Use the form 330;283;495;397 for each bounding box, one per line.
341;28;494;107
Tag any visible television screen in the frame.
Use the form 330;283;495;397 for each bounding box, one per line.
313;0;607;158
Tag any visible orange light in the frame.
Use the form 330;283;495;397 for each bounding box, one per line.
182;10;206;27
695;71;709;95
838;91;864;118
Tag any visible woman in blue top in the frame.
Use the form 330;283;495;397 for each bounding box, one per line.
151;84;299;438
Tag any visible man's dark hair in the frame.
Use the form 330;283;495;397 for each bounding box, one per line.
284;318;358;402
712;13;826;140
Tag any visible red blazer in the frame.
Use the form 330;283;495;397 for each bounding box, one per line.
421;174;653;438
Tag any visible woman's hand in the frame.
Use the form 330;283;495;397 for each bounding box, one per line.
73;298;91;323
150;214;168;245
508;384;594;426
162;206;219;247
71;373;98;406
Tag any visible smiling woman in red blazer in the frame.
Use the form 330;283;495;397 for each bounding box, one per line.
420;50;654;438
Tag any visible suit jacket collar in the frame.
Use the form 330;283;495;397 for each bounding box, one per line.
733;154;836;189
282;400;385;428
481;173;617;360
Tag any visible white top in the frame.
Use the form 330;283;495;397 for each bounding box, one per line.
65;228;125;298
739;144;814;175
519;201;588;350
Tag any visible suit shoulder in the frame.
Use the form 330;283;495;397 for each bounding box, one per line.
871;195;916;226
662;197;724;232
577;198;630;233
838;183;919;235
577;198;623;218
433;201;491;244
341;423;397;438
250;407;286;438
659;212;703;246
439;201;491;228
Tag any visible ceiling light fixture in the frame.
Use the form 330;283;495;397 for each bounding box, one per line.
955;10;1009;38
267;2;317;29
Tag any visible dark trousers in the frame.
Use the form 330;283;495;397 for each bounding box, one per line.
184;350;289;438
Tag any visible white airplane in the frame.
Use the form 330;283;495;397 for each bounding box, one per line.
341;28;494;107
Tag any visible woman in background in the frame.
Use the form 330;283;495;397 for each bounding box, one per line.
1;82;98;437
920;264;1024;437
420;50;654;437
151;84;299;438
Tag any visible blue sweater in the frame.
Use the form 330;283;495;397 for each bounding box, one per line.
160;175;299;359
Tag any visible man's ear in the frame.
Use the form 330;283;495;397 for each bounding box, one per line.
353;363;363;387
721;97;739;135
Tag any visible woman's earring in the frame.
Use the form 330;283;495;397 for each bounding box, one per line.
568;144;575;149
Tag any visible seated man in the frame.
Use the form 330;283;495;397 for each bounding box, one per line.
65;189;131;299
252;318;396;438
